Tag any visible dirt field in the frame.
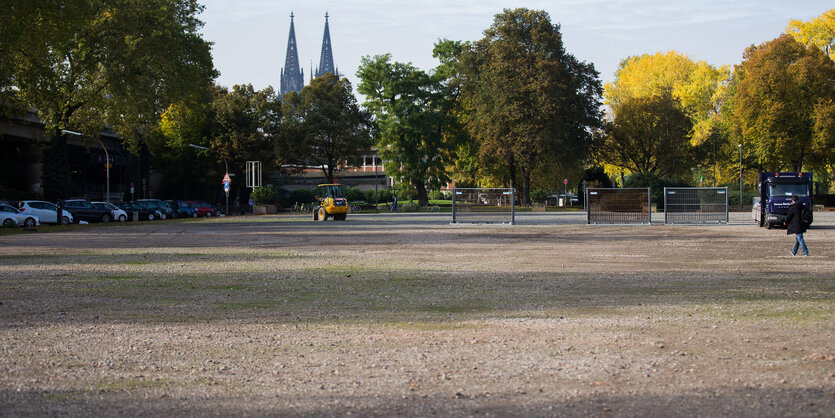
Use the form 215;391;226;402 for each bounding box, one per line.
1;213;833;416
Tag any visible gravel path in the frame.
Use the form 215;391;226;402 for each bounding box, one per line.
1;214;833;416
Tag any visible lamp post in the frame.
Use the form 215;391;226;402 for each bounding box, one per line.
738;143;742;211
62;130;109;203
372;148;379;214
190;144;229;215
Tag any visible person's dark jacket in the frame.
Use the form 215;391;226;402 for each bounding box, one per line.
786;201;807;235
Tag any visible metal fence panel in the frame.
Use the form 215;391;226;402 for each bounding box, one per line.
586;188;651;225
452;188;515;225
664;187;728;224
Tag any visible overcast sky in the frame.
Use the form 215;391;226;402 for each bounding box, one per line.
199;1;831;95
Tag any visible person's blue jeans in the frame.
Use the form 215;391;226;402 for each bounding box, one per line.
792;233;808;256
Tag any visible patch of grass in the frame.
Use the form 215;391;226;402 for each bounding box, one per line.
97;377;176;391
418;304;493;314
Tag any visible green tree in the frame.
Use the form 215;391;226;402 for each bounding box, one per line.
459;8;602;205
787;8;835;61
279;74;373;183
598;92;694;178
727;34;835;172
210;84;280;176
357;49;461;205
1;0;216;197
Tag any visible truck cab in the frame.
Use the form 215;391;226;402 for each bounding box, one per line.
752;172;813;229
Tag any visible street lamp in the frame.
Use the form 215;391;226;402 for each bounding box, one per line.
738;143;743;211
62;130;109;203
189;144;229;215
372;148;379;214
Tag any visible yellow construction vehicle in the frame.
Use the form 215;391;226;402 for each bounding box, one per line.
313;184;349;221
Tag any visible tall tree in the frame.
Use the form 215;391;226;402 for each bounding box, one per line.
601;51;729;183
787;8;835;61
459;8;602;205
278;74;373;183
209;84;280;177
1;0;216;198
597;92;694;178
728;34;835;172
357;46;462;205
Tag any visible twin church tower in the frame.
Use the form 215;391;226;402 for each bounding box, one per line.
280;12;339;96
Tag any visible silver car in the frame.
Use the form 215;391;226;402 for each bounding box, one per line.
0;204;40;227
18;200;74;225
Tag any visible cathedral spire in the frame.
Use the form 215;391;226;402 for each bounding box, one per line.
280;12;304;96
315;12;337;78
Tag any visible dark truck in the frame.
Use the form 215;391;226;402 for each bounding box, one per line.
752;172;813;229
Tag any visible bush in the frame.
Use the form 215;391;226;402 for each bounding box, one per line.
251;185;278;205
428;190;451;201
289;188;316;205
530;188;550;204
399;201;420;212
344;187;365;202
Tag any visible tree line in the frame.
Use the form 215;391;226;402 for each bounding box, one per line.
2;4;834;204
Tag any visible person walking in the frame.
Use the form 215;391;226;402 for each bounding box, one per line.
391;193;398;213
786;195;808;256
248;197;255;214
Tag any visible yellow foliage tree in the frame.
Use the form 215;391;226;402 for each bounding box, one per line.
787;8;835;61
601;51;730;182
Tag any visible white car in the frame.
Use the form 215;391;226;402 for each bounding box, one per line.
92;202;128;222
0;204;40;227
18;200;74;225
0;211;20;227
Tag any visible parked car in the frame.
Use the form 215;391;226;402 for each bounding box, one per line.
0;204;40;227
186;200;215;217
91;202;128;222
201;201;225;217
62;199;113;223
0;211;19;227
18;200;74;225
165;200;198;218
135;199;173;220
115;202;157;221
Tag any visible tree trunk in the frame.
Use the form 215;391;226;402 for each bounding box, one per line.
521;168;531;207
794;148;805;173
415;181;428;206
42;134;72;201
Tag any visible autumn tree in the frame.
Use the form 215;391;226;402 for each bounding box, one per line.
0;0;216;198
278;74;373;184
787;8;835;61
357;42;463;205
460;8;602;205
727;34;835;172
601;51;729;184
597;92;693;178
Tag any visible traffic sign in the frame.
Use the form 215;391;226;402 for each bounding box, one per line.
222;173;231;183
223;182;230;192
563;179;568;185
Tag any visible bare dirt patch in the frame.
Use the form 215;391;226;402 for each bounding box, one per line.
1;215;833;416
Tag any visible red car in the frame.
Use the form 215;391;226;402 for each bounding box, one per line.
186;201;215;217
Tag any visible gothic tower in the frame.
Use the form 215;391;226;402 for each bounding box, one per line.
280;13;304;96
315;13;339;78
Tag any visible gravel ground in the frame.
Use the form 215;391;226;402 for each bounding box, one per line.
0;213;833;416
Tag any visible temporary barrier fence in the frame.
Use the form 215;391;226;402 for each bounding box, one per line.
586;188;651;225
664;187;728;224
451;188;515;225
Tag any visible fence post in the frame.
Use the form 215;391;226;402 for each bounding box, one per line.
451;187;456;224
